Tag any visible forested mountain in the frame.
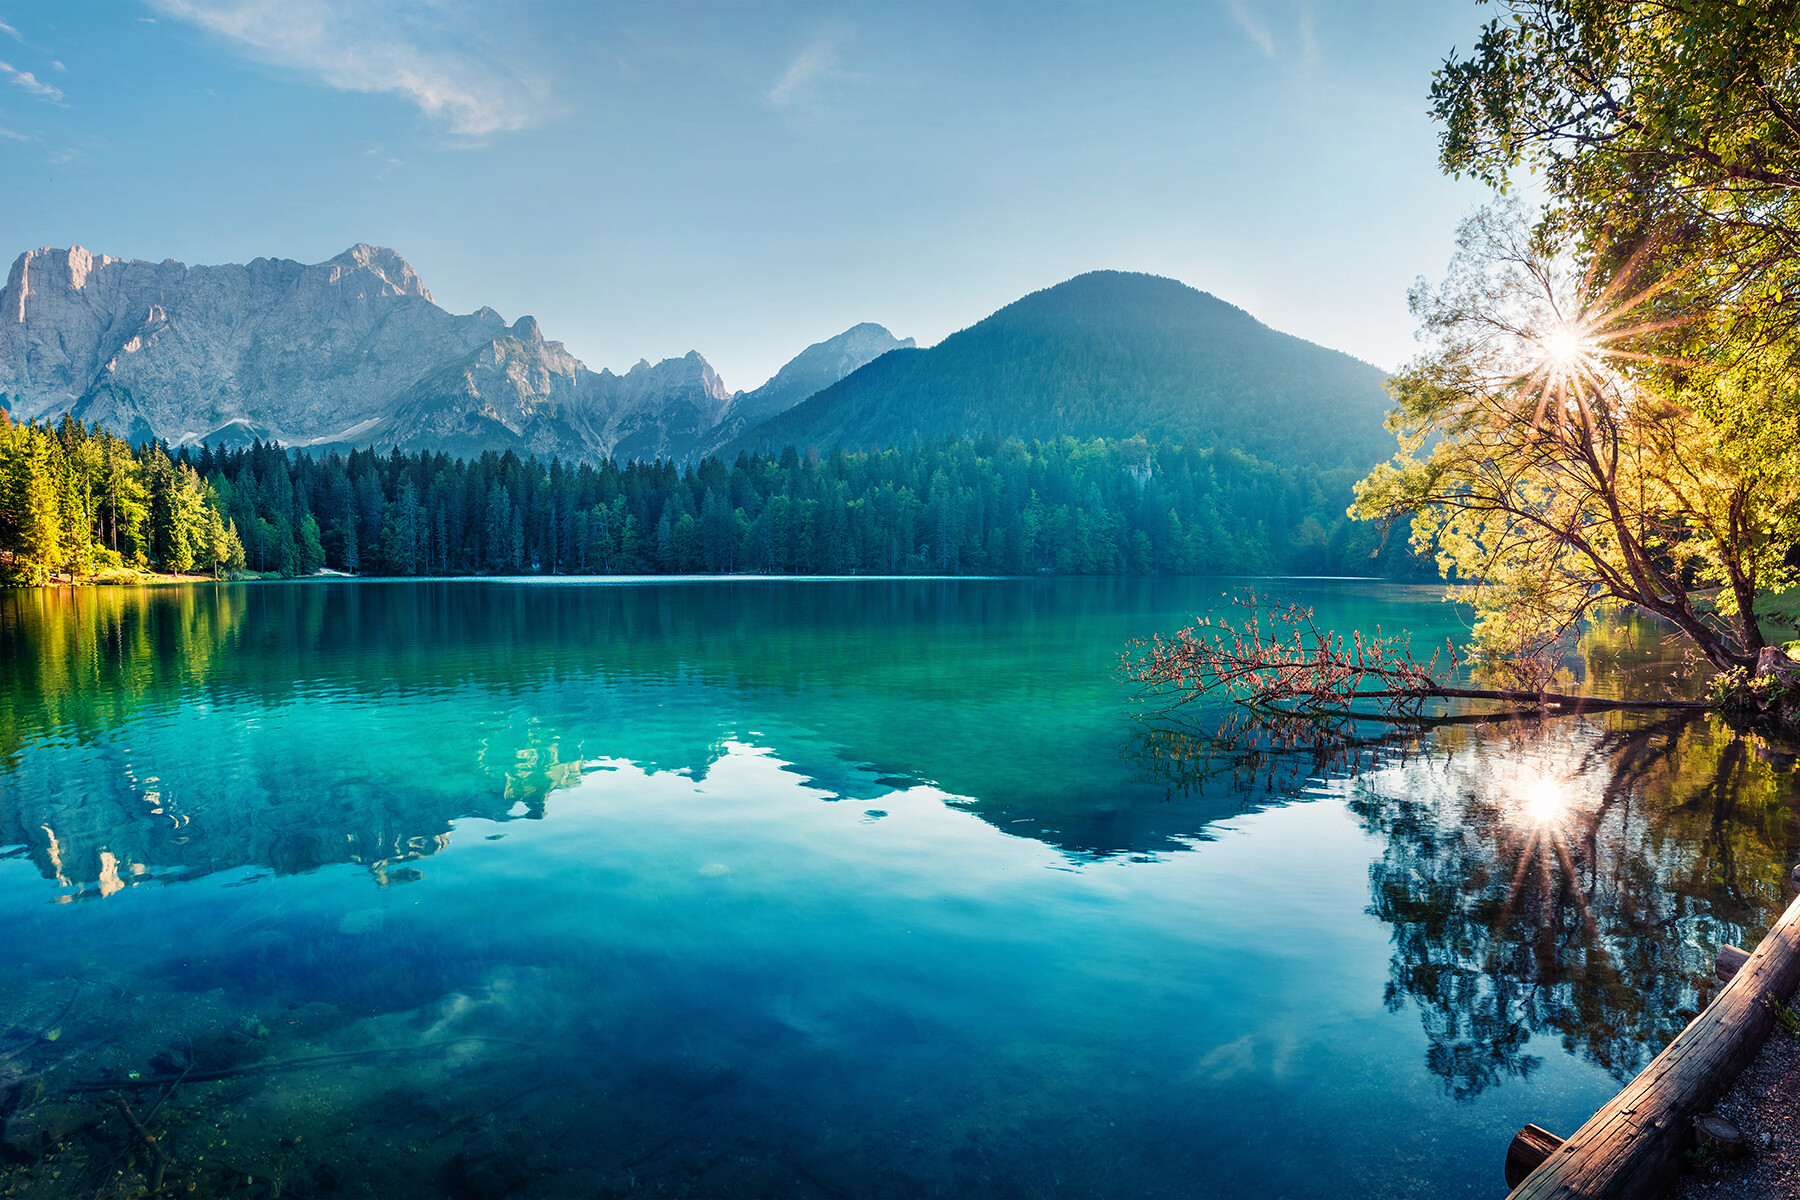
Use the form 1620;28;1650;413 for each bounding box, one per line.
0;244;900;465
733;271;1394;470
695;323;914;461
0;412;1424;585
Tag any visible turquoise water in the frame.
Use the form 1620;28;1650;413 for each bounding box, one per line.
0;578;1792;1198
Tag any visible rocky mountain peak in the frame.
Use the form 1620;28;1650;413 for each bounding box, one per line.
0;239;911;467
6;246;120;318
325;244;431;301
764;323;916;390
688;322;912;461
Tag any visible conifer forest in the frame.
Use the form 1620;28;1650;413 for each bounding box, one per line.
0;413;1408;583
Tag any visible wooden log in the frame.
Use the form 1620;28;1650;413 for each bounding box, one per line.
1507;887;1800;1199
1505;1125;1565;1189
1716;945;1751;981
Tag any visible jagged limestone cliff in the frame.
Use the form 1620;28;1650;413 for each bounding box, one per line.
0;244;905;463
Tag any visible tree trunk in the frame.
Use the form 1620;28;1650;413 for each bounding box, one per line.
1506;1125;1565;1189
1507;889;1800;1198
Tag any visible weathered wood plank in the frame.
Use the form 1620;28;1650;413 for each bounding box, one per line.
1507;888;1800;1199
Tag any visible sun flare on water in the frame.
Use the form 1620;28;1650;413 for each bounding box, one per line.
1518;775;1570;826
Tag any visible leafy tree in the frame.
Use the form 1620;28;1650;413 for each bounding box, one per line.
203;507;247;579
144;448;210;573
98;433;149;562
0;422;66;583
339;512;359;574
1433;0;1800;344
379;482;423;575
0;421;240;581
1320;4;1800;688
1353;204;1800;673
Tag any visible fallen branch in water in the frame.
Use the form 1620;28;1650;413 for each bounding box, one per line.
110;1093;169;1195
1122;592;1706;718
141;1059;192;1124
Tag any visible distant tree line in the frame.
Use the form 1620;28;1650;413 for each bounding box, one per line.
1;410;1425;583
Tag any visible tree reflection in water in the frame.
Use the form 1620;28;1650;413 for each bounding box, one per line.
1132;707;1800;1100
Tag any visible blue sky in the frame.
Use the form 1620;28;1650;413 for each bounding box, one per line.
1;1;1498;391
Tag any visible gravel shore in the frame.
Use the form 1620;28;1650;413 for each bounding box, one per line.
1670;1003;1800;1200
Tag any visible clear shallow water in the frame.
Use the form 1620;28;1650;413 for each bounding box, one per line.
0;578;1794;1198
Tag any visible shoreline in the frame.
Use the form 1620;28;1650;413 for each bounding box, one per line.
1670;1010;1800;1199
1506;886;1800;1198
6;570;1401;589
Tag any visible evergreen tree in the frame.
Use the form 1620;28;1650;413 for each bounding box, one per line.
298;513;326;575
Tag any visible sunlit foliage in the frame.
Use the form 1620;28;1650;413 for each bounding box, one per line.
1434;0;1800;347
0;416;243;583
1354;205;1800;672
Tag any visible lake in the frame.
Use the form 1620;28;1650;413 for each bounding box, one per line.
1;578;1794;1199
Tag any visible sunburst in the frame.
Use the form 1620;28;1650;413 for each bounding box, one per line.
1517;774;1570;826
1496;763;1601;940
1508;242;1695;442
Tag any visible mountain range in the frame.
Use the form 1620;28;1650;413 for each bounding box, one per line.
1;246;1391;471
0;244;910;464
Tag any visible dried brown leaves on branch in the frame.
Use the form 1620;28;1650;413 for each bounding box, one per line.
1122;592;1706;719
1123;593;1452;715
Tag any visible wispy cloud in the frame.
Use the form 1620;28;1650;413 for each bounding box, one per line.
0;60;62;101
0;124;29;141
1225;0;1275;58
0;20;20;42
148;0;549;138
1224;3;1325;66
49;59;65;72
768;28;861;111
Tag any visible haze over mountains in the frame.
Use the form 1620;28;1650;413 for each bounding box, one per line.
0;246;1391;472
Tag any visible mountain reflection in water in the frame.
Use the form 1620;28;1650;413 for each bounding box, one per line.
1;577;1365;890
1;578;1797;1199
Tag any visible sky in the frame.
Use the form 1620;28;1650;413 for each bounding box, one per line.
0;1;1502;392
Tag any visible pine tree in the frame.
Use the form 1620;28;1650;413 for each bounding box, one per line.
205;508;229;579
298;513;326;574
